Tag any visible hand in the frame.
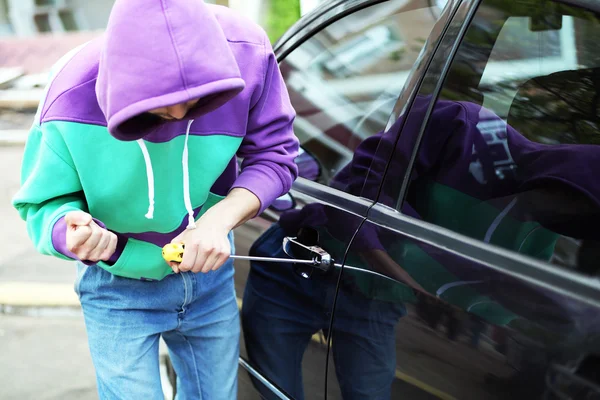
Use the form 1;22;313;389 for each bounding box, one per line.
169;218;231;274
168;188;260;274
65;211;117;263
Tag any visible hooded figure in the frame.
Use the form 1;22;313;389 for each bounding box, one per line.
12;0;299;398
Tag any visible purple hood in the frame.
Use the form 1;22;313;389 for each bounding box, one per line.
96;0;246;141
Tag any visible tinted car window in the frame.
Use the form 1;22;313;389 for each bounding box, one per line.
238;2;446;399
401;0;600;274
280;0;439;186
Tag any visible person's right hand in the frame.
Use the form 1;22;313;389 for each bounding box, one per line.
65;211;117;262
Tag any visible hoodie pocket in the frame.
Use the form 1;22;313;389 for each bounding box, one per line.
97;238;172;281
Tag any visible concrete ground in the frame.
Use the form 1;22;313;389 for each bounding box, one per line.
1;144;98;400
0;314;98;400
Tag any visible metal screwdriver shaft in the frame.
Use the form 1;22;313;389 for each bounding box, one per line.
229;255;317;264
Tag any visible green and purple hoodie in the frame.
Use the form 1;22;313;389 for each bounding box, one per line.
12;0;299;281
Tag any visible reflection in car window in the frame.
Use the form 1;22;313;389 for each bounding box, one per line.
280;0;439;185
403;0;600;275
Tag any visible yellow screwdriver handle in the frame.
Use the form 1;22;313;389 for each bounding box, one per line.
162;243;185;263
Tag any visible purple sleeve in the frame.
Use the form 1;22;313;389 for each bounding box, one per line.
51;216;127;265
231;36;299;215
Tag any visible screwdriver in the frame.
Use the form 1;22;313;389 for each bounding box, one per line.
162;242;328;267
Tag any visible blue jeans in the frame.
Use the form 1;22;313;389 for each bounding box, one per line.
241;224;406;400
75;238;239;400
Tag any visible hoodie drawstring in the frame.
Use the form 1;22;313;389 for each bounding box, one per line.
137;139;155;219
183;120;196;229
136;119;197;230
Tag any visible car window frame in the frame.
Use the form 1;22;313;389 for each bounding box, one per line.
366;0;600;308
274;0;400;218
274;0;463;217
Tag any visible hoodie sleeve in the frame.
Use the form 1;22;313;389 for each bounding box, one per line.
11;122;124;264
232;36;299;215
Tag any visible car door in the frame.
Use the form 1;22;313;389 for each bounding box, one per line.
325;0;600;399
234;1;453;399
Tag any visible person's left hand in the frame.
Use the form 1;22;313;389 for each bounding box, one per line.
168;216;231;274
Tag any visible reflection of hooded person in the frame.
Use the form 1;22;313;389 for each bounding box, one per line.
279;96;600;328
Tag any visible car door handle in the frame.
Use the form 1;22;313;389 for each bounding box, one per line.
281;236;344;273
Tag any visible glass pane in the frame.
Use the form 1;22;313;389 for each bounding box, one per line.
280;1;438;186
403;0;600;275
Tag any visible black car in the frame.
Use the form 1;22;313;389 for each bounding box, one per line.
164;0;600;398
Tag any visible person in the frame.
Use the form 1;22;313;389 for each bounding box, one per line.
12;0;299;398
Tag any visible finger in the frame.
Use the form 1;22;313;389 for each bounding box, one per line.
98;232;118;262
65;211;92;228
88;226;114;261
67;225;92;251
87;230;111;262
78;224;103;260
211;252;230;272
169;262;180;274
208;240;231;272
179;242;198;272
198;248;220;274
202;244;229;273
